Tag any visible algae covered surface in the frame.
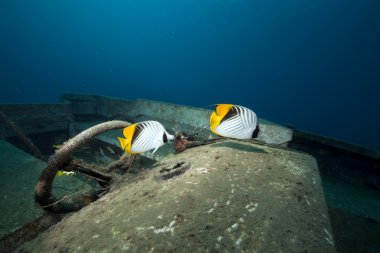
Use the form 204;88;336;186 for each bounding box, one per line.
0;139;101;239
16;140;335;252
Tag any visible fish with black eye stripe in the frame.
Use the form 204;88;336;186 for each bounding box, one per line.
210;104;259;139
118;120;174;154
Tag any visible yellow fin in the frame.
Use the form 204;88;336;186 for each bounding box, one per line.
210;111;221;133
121;124;138;154
123;123;137;140
216;104;233;117
118;137;129;151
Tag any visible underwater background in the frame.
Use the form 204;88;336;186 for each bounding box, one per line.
0;0;379;150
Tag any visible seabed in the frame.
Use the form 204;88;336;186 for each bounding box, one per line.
0;93;379;253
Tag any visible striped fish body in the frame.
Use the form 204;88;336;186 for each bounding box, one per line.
118;121;174;154
210;104;257;139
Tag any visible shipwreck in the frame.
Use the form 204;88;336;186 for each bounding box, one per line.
0;93;379;253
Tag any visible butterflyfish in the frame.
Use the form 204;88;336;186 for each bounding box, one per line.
210;104;258;139
118;121;174;154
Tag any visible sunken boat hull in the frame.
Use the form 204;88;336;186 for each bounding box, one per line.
1;93;379;253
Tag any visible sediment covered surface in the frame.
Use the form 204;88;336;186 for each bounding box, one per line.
15;140;335;252
0;140;45;237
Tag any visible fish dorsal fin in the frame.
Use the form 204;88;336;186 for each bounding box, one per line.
216;104;233;118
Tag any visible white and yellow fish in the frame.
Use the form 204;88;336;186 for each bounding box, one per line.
210;104;258;139
117;121;174;154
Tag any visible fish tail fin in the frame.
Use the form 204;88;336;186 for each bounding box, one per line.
210;111;221;133
118;137;129;151
210;111;218;126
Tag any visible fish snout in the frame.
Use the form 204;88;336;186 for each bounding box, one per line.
166;132;175;141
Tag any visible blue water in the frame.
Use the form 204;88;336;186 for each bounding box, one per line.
0;0;379;149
